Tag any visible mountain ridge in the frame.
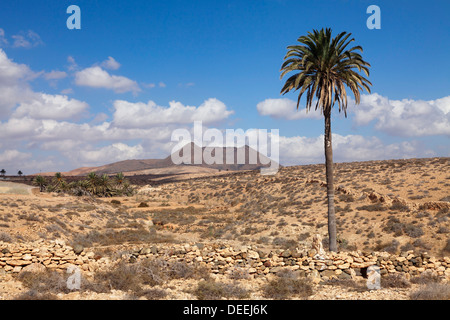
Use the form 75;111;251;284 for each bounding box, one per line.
39;143;277;176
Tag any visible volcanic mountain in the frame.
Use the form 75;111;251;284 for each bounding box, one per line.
57;143;278;176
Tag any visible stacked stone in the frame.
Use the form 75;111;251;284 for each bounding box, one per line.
1;241;449;281
125;244;450;281
0;240;106;274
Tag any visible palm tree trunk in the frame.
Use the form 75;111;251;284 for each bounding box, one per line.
324;112;337;252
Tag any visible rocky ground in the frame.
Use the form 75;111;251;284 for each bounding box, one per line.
0;157;449;300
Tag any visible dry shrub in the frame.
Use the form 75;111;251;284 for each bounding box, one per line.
17;270;71;294
15;290;59;300
410;271;441;285
93;261;142;293
324;278;367;292
381;273;411;288
140;288;167;300
263;270;313;300
92;257;209;296
410;283;450;300
0;232;12;242
72;228;175;247
193;279;250;300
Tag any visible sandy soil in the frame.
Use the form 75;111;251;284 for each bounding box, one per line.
0;157;449;300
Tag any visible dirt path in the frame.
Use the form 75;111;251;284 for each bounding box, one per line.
0;181;38;195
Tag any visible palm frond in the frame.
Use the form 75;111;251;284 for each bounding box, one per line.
280;28;372;117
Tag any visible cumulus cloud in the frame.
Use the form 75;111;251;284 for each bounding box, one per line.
350;93;450;137
0;49;88;121
257;98;323;120
12;93;88;120
0;49;37;116
0;149;31;162
112;98;234;128
0;49;35;85
278;134;432;165
0;149;32;167
74;66;140;94
100;56;121;70
0;117;173;144
258;94;450;138
74;143;144;165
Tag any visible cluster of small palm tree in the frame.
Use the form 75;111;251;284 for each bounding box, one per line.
32;172;135;197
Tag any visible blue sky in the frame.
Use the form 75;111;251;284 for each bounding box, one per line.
0;0;449;173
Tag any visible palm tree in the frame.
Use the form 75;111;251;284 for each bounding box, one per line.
99;174;111;196
17;170;23;177
33;175;48;192
115;172;125;186
280;28;372;252
55;172;63;183
87;172;99;195
0;169;5;177
53;172;65;191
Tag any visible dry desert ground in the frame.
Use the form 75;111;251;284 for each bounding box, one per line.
0;157;449;300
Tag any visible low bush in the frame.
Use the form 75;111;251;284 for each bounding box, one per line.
356;204;386;212
193;279;250;300
381;274;411;288
263;270;313;300
410;283;450;300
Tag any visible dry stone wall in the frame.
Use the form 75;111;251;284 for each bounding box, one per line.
1;240;449;282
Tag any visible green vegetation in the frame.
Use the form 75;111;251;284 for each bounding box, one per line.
32;172;135;197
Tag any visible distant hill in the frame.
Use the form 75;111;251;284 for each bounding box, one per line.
41;143;277;176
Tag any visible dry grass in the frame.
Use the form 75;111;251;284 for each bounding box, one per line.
410;283;450;300
263;269;313;300
192;279;250;300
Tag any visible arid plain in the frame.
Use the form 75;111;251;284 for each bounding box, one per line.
0;157;449;300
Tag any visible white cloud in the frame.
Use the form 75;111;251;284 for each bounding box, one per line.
12;93;89;120
0;49;37;116
101;56;121;70
0;149;31;164
0;50;87;122
74;66;140;94
0;49;35;85
0;117;174;144
74;143;144;165
143;83;156;89
44;70;67;80
112;98;234;128
60;88;74;95
0;28;8;46
257;98;323;120
178;82;195;88
278;134;432;165
351;93;450;137
11;30;43;48
159;82;166;88
67;56;78;71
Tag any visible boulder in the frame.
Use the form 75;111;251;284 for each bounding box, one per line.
21;263;46;273
73;244;84;255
